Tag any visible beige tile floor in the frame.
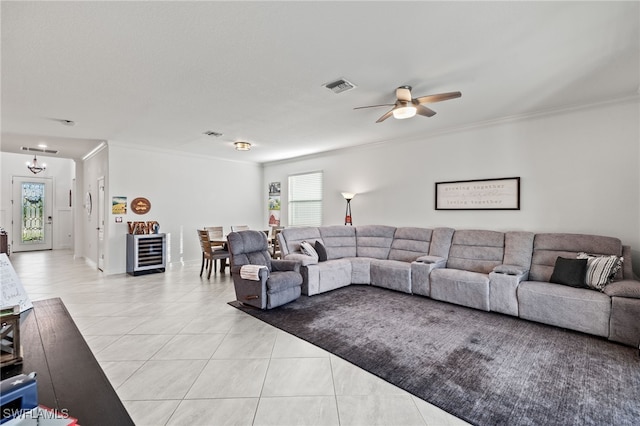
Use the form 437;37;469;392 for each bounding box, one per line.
10;249;469;426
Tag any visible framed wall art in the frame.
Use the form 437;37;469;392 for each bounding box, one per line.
131;197;151;215
268;182;281;226
435;177;520;210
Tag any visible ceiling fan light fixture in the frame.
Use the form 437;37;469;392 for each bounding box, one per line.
234;141;251;151
392;105;417;120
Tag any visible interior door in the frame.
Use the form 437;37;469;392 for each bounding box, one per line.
12;176;53;252
97;177;105;271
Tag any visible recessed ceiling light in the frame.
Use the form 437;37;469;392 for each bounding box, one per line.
234;141;251;151
38;143;48;148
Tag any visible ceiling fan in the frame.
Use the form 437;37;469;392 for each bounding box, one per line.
354;85;461;123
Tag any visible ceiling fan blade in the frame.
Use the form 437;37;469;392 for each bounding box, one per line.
416;104;437;117
396;86;412;102
416;91;462;104
353;104;395;110
376;109;395;123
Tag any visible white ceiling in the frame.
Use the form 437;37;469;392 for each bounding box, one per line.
1;1;638;163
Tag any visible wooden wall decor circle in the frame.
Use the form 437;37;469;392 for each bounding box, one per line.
131;197;151;215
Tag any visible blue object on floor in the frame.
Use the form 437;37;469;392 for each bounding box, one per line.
0;373;37;424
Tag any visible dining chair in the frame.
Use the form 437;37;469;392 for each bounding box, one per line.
270;226;284;259
231;225;250;232
197;229;230;278
205;226;225;249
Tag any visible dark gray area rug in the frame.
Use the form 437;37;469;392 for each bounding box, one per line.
230;285;640;426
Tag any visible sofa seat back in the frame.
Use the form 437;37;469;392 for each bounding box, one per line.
319;226;357;259
356;225;396;259
279;227;322;258
389;227;433;262
529;233;623;282
446;230;505;274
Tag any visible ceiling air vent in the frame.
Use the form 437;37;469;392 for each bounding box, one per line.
21;147;59;154
323;78;357;94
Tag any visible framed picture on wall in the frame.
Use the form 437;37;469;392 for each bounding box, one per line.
268;182;281;226
435;177;520;210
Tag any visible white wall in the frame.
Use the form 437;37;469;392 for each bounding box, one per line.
79;145;109;266
263;99;640;274
105;142;264;274
0;152;76;251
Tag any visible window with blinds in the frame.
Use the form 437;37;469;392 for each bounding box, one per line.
288;171;323;227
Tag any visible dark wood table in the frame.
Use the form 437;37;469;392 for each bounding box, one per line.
1;298;134;425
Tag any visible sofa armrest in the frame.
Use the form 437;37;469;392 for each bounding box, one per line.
271;258;302;273
415;255;446;266
489;269;528;316
282;253;317;266
604;280;640;299
493;264;529;276
411;259;446;297
231;265;269;281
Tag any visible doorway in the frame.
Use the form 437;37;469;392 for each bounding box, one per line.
97;177;105;271
12;176;53;252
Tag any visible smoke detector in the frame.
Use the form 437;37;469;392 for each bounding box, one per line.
323;78;357;94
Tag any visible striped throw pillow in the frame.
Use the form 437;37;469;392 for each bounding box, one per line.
576;252;623;291
299;241;319;259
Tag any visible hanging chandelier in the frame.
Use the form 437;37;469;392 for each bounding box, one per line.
26;155;46;174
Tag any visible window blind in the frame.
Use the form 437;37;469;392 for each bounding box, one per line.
288;171;323;227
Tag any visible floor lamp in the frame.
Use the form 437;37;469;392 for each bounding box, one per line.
341;192;356;225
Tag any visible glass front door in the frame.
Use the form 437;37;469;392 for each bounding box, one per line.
12;177;53;252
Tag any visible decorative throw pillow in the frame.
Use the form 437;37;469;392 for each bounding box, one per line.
577;252;623;291
299;241;319;259
549;257;588;288
315;240;327;262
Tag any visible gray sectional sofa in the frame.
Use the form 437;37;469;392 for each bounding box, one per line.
278;225;640;348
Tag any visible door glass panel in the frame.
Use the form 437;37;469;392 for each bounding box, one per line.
21;182;45;244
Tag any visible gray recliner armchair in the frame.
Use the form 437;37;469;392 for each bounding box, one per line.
227;230;303;309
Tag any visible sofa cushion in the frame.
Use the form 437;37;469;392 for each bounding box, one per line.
350;257;372;284
356;225;396;259
266;271;303;294
577;252;623;290
388;227;432;262
503;231;535;269
430;268;491;311
549;257;588;288
518;281;611;337
319;226;356;259
529;233;623;282
317;259;352;293
446;230;505;274
280;227;322;257
315;240;327;262
370;259;412;293
429;227;455;258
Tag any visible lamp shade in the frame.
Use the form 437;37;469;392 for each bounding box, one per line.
341;192;356;200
